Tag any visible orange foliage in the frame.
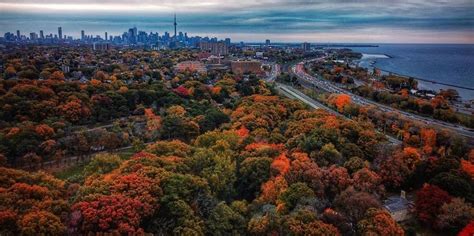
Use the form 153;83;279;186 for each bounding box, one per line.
402;147;422;170
49;71;65;80
420;128;436;148
90;79;102;86
329;94;351;112
211;86;222;95
245;142;285;152
271;153;290;176
399;89;409;98
259;176;288;203
35;124;55;138
461;160;474;180
144;108;161;131
6;127;20;138
60;99;91;122
235;126;249;138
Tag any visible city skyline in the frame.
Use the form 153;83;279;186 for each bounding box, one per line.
0;0;473;43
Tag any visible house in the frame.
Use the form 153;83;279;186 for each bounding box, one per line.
383;191;413;222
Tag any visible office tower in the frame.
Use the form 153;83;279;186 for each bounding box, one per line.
40;30;44;39
58;27;62;39
30;32;38;40
174;13;177;39
302;42;311;51
225;38;231;47
81;30;85;41
16;30;20;39
105;32;108;41
199;42;228;56
128;27;137;43
265;39;271;47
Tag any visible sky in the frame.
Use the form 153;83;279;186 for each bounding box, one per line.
0;0;473;43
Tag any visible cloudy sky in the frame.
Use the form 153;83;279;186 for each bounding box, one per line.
0;0;473;43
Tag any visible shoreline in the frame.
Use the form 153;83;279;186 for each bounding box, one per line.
357;54;474;101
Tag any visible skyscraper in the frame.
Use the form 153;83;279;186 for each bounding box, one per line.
81;30;85;41
40;30;44;39
174;13;177;39
58;27;62;39
105;32;108;41
302;42;311;52
265;39;271;47
16;30;20;39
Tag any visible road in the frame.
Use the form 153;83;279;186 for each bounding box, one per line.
291;60;474;139
266;63;402;145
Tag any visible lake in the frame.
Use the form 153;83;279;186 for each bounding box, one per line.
346;44;474;100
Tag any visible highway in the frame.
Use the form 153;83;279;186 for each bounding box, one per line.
291;60;474;139
266;63;402;145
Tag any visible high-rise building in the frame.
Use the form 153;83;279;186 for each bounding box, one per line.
81;30;85;41
265;39;271;47
225;38;231;46
174;13;177;39
39;30;44;39
199;42;228;56
16;30;20;39
105;32;108;41
128;27;137;44
302;42;311;51
58;27;62;39
30;32;38;40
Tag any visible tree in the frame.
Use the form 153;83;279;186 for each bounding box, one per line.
334;187;381;223
49;71;65;80
352;168;384;195
237;157;272;200
328;94;351;112
19;211;66;235
278;182;315;211
60;99;91;123
205;202;247;235
71;194;148;234
83;153;122;177
436;198;474;232
315;143;343;167
357;208;404;236
415;184;452;226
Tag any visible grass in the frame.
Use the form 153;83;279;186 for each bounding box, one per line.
53;163;86;180
52;149;136;181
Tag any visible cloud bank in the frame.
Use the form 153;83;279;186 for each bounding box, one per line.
0;0;473;43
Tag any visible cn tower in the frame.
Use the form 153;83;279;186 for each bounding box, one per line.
174;13;177;39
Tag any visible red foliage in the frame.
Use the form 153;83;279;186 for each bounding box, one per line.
458;221;474;236
72;194;147;234
174;85;190;97
461;160;474;180
415;184;452;226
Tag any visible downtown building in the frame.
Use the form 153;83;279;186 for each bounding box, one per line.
199;42;228;56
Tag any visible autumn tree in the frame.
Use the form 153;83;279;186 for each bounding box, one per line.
71;194;149;234
436;198;474;232
357;208;404;236
415;184;452;226
334;187;381;223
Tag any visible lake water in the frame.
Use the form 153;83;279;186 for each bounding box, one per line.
346;44;474;100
